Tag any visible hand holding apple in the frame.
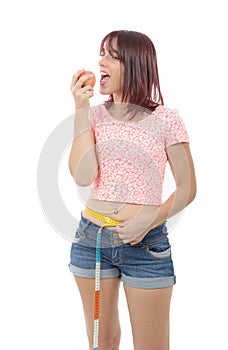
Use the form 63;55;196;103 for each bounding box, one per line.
79;70;96;87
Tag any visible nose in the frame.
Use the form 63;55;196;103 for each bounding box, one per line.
99;55;107;68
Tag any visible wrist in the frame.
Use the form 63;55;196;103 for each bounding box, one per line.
74;108;91;137
148;205;166;229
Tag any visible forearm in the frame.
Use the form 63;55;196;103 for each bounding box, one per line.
117;184;196;245
152;142;197;227
68;108;98;186
152;183;196;228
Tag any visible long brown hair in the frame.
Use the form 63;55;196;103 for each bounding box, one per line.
100;30;164;110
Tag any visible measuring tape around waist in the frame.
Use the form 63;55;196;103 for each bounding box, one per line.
84;208;119;350
85;207;119;227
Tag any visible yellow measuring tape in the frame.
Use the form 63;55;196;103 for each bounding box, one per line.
84;207;119;350
85;207;119;227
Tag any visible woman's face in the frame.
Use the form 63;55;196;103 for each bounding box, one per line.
99;41;124;102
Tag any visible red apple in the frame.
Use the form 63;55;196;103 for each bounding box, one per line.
79;71;96;87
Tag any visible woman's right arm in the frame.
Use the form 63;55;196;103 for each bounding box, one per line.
68;70;98;186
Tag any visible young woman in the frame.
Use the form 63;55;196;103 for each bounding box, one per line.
69;30;196;350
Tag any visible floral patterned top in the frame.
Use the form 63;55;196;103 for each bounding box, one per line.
88;104;189;205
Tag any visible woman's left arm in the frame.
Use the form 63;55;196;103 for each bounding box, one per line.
117;142;197;244
154;142;197;224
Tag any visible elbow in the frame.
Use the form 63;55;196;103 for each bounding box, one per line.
70;172;94;187
75;177;94;187
68;161;98;186
187;180;197;205
75;171;98;186
176;181;197;208
188;187;197;205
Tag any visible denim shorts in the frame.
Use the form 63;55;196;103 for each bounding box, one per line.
69;214;176;289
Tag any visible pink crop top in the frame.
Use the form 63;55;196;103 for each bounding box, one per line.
88;104;189;205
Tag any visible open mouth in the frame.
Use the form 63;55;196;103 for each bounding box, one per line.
100;71;110;85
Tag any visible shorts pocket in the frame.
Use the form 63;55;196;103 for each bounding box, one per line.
72;220;89;242
144;237;171;259
72;220;103;248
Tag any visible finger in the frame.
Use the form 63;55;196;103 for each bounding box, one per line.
78;73;94;88
72;75;94;92
80;84;93;92
71;82;93;97
124;237;139;245
122;238;131;244
116;221;128;230
116;226;124;234
71;69;85;89
118;232;133;243
130;239;140;245
85;90;94;99
82;86;94;99
118;231;127;240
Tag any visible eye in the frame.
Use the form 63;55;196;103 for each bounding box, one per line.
109;49;120;60
99;50;120;61
111;55;120;61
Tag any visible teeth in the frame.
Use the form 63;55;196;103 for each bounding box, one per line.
100;71;109;77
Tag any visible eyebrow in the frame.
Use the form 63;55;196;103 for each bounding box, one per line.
101;42;119;55
110;49;119;55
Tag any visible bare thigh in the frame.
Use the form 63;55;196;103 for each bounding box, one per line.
124;285;173;350
74;276;121;350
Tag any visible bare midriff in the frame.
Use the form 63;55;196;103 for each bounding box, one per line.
82;198;159;230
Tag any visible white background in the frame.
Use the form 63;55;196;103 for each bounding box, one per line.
1;0;227;349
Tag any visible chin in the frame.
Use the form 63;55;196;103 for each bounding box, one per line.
99;87;110;95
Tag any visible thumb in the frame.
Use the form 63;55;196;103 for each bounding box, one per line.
116;221;129;233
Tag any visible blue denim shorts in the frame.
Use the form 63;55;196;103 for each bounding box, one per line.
69;215;176;289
